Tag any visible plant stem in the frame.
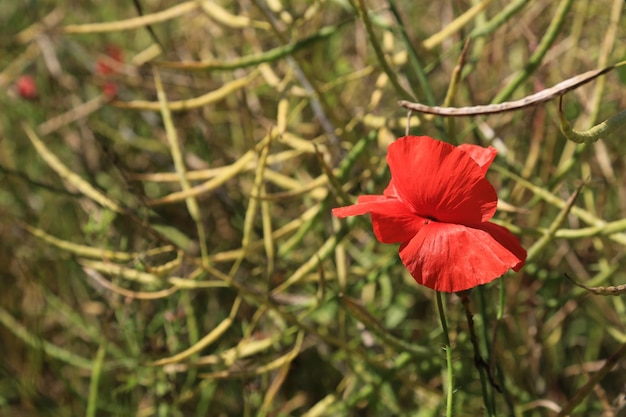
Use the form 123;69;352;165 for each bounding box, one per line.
557;342;626;416
436;291;454;417
462;291;496;417
352;0;413;100
492;0;574;104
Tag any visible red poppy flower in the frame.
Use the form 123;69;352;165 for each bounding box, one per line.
95;45;123;97
333;136;526;293
16;75;38;100
95;45;124;76
101;81;118;98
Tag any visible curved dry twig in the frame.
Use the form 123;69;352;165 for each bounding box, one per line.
564;273;626;296
398;66;615;116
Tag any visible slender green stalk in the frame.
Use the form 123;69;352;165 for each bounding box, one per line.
385;0;437;104
351;0;413;100
463;291;496;416
157;23;348;70
492;0;574;103
557;342;626;416
386;0;449;139
552;0;624;182
340;295;431;357
181;290;200;393
470;0;530;39
497;283;505;321
495;282;516;416
153;67;209;267
0;306;93;370
86;344;107;417
492;164;626;246
436;291;454;417
525;185;581;262
441;40;470;143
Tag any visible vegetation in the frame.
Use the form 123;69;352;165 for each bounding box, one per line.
1;1;625;415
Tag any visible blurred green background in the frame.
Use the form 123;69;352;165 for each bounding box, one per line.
1;1;626;416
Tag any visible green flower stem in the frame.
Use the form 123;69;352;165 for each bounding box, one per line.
495;283;517;416
462;290;496;417
436;291;454;417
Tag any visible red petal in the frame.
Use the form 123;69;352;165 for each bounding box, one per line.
105;45;124;62
331;195;388;218
475;222;527;271
387;136;497;224
398;221;525;292
458;144;497;176
102;81;118;97
332;197;424;243
16;75;38;100
370;209;425;243
383;181;398;198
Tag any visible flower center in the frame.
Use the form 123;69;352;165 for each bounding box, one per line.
423;216;437;225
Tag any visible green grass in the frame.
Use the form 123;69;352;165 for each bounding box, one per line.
1;1;626;416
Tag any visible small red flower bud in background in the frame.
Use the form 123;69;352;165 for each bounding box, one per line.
95;45;124;76
95;44;123;97
102;81;118;98
16;75;38;100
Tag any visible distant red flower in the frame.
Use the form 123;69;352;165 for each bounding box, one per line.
95;45;123;76
16;75;38;100
333;136;526;293
95;45;123;97
101;81;118;98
